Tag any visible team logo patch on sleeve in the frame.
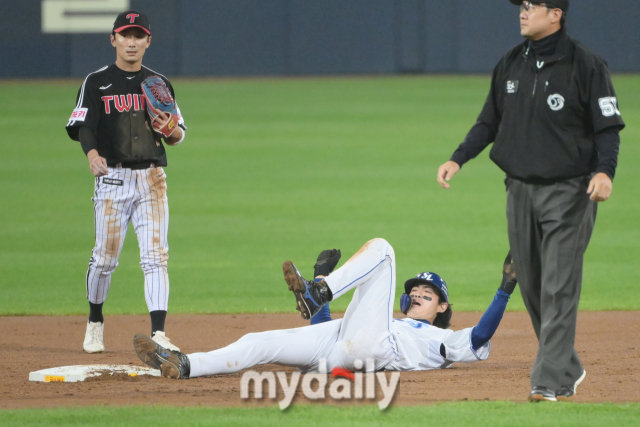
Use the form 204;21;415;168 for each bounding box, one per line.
506;80;519;94
103;178;123;186
69;108;88;121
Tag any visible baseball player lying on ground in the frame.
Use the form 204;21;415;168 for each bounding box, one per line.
133;238;517;378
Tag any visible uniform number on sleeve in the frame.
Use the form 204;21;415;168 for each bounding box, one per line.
598;97;621;117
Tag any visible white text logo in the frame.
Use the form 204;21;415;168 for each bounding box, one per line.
240;358;400;410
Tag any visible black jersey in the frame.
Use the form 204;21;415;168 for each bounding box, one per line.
66;64;186;167
451;29;624;183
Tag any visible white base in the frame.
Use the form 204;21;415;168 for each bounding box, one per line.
29;364;161;383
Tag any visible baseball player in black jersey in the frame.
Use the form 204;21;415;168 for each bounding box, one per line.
437;1;624;402
66;11;186;353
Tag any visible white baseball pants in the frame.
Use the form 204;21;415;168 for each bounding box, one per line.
86;165;170;312
188;238;397;377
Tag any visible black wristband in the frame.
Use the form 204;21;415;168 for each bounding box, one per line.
499;277;517;295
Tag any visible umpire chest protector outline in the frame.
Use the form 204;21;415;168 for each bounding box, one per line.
67;64;185;167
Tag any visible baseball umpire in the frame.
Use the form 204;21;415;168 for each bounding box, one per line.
436;1;624;401
66;11;187;353
132;238;517;379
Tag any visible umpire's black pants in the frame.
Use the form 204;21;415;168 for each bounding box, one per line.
505;175;596;392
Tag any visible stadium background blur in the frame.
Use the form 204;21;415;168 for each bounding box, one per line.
4;0;640;78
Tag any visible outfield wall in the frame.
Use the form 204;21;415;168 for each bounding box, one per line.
3;0;639;78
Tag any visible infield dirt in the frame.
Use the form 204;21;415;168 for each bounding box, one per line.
1;312;638;409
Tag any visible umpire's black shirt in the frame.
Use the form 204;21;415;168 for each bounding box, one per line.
451;28;624;183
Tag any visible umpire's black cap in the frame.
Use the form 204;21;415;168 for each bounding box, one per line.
113;11;151;35
509;0;569;14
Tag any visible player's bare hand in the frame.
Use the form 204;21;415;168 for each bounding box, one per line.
153;111;182;145
154;111;171;128
587;172;612;202
90;156;108;177
87;150;108;177
437;161;461;189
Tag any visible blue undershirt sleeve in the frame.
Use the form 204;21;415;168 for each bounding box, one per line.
310;303;332;325
470;289;510;350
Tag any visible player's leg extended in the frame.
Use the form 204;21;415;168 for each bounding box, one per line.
136;320;342;378
132;167;170;313
325;238;398;370
86;166;136;305
534;177;595;391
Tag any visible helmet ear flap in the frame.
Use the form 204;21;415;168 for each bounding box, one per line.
400;293;412;314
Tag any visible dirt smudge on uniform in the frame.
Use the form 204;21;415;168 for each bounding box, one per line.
147;168;167;226
152;231;168;263
345;340;355;356
147;167;167;201
158;246;168;263
104;199;121;258
344;239;377;265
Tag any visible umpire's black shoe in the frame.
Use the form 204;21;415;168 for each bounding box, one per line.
133;333;190;379
557;370;587;401
283;260;333;320
528;386;557;402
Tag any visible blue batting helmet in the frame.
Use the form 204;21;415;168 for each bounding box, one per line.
404;272;449;303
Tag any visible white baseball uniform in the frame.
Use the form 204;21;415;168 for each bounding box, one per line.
187;238;489;377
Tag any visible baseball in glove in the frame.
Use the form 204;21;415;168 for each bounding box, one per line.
141;75;180;138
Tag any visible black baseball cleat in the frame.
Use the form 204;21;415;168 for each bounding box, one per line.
283;260;333;320
528;386;557;402
133;333;190;379
557;370;587;401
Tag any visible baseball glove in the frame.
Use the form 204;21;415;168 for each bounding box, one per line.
141;76;180;138
500;251;518;295
313;249;341;277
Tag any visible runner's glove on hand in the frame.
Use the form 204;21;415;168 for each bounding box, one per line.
500;251;518;295
314;249;342;278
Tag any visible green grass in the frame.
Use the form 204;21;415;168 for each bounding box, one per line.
0;75;639;314
2;403;640;426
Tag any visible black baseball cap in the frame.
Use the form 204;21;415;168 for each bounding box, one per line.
113;11;151;35
509;0;569;14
